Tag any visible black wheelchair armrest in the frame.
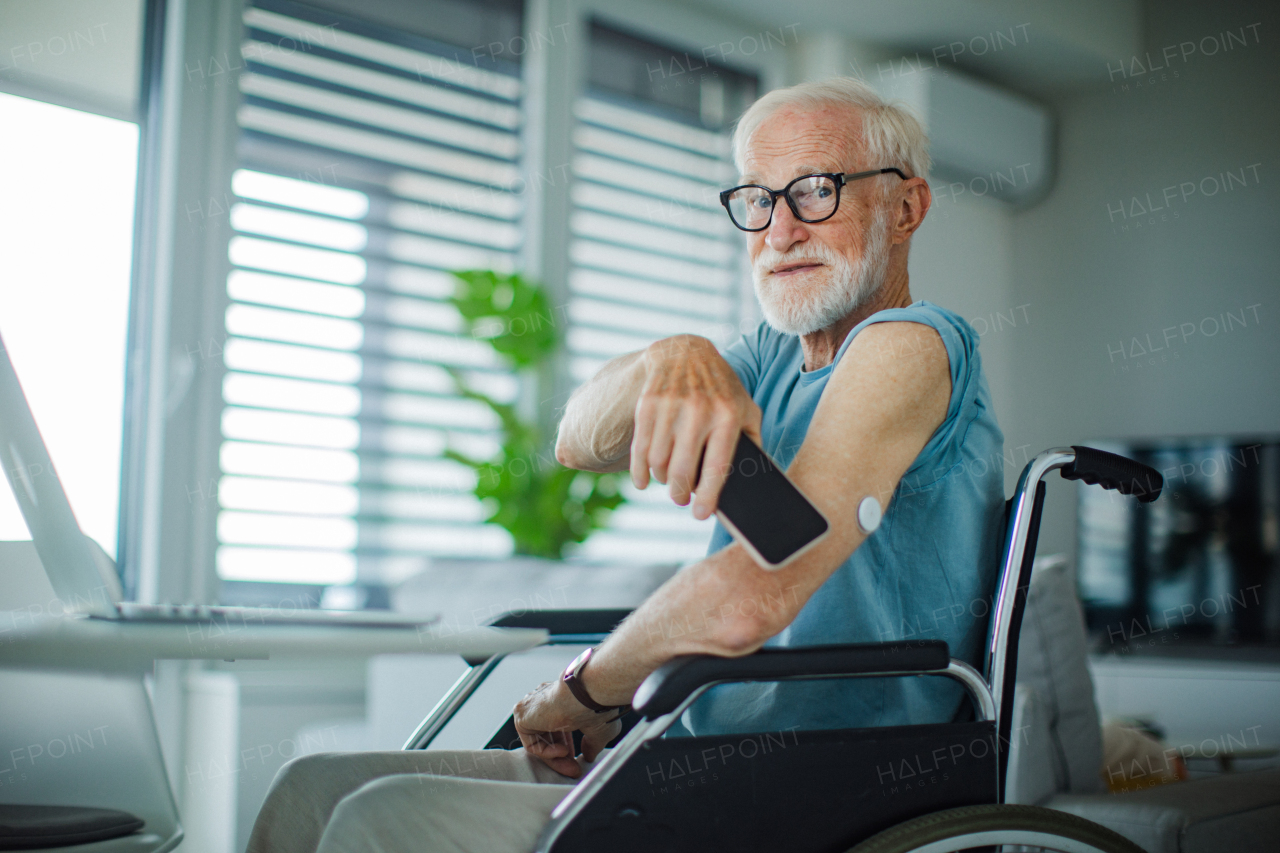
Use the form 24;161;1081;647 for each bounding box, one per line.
487;608;633;638
632;641;950;719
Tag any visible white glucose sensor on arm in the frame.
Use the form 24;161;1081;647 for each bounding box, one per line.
857;495;882;534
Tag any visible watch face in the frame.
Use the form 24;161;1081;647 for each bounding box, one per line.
564;647;590;680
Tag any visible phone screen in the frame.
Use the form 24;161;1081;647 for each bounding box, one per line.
713;434;829;568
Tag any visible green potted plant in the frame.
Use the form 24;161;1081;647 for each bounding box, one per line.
444;270;625;559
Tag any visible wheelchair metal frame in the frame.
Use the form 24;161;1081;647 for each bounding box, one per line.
403;446;1160;853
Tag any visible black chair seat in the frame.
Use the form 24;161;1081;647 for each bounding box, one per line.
0;805;144;850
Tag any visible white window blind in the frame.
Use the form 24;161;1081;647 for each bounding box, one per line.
567;26;756;565
217;0;523;587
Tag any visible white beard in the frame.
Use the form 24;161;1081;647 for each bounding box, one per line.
751;204;893;337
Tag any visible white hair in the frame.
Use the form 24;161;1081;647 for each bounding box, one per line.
732;77;931;182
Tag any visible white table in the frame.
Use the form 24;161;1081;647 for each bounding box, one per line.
0;615;548;671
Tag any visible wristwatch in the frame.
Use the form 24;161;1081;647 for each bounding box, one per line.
561;646;629;714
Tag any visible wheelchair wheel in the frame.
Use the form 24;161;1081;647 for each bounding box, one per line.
844;804;1146;853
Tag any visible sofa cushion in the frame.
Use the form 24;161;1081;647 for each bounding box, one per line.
1049;767;1280;853
1005;683;1058;804
1014;554;1105;794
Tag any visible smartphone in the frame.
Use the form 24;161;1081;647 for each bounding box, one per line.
712;433;829;569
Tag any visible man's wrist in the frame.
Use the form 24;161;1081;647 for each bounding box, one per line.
561;646;630;714
554;678;608;726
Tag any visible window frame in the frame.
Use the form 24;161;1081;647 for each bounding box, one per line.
122;0;790;605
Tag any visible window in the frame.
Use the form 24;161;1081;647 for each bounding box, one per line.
217;0;525;588
567;22;757;564
215;4;763;590
0;93;138;559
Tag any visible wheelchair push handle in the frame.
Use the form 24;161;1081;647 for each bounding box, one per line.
1060;445;1163;503
633;641;950;719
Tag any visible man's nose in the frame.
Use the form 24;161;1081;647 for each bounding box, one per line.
764;197;807;254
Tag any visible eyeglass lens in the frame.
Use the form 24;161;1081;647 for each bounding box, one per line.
726;175;839;229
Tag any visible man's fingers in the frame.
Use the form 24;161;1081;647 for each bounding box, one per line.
580;719;621;764
630;398;655;490
517;729;567;756
541;754;583;778
518;729;582;778
692;426;739;520
665;417;707;507
646;407;678;486
742;411;764;447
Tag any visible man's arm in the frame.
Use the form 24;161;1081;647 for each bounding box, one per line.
556;334;761;519
554;351;645;473
516;321;952;777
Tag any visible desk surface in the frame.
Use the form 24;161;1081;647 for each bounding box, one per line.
0;616;547;672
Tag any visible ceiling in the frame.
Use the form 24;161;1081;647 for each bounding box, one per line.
0;0;1145;121
688;0;1144;97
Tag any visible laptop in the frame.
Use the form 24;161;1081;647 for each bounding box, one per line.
0;330;438;629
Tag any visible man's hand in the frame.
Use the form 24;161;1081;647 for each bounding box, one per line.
631;335;761;519
513;679;622;779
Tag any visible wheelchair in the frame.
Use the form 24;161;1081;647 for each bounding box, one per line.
403;446;1164;853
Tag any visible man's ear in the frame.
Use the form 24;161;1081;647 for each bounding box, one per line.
891;178;932;244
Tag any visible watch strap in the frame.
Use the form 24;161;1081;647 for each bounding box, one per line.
562;647;628;714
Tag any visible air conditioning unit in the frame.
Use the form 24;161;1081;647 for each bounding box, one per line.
876;67;1053;207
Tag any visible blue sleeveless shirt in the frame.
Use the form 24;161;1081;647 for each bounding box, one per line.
684;301;1006;735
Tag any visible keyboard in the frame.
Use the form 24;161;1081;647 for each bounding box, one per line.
104;602;440;628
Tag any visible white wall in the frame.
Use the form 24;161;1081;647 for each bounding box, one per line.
0;0;143;119
1006;0;1280;558
910;190;1022;491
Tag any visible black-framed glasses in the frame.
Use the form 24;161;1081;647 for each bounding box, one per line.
719;168;908;232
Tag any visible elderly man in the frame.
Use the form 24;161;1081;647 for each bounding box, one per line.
249;76;1004;853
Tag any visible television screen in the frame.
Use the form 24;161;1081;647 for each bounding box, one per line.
1078;438;1280;654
